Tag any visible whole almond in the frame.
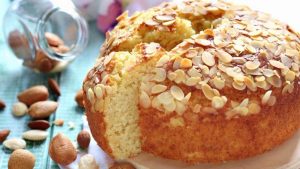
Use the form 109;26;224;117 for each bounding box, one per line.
22;130;48;141
0;99;6;109
3;138;26;150
28;120;50;130
8;149;35;169
12;102;28;117
48;78;61;96
28;101;58;119
53;119;64;126
49;133;77;165
45;32;64;47
0;129;10;143
110;162;136;169
18;85;49;106
75;90;84;108
77;130;90;149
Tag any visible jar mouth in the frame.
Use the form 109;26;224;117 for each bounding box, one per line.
36;7;88;61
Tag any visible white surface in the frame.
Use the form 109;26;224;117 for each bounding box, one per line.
61;1;300;169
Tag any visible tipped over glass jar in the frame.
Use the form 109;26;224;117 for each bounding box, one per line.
3;0;88;73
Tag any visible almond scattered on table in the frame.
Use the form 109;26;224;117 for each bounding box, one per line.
12;102;28;117
49;133;77;165
48;78;61;96
110;162;136;169
78;154;99;169
77;130;91;149
3;138;26;150
17;85;49;106
75;90;84;108
0;129;10;143
0;99;6;110
53;119;64;126
8;149;35;169
22;130;48;141
28;101;58;119
28;120;50;130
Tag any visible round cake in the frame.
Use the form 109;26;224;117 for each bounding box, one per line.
83;0;300;163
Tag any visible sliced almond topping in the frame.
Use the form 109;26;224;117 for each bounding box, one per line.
155;15;175;22
151;84;167;94
255;76;265;82
174;69;186;84
249;30;262;36
157;91;173;105
245;61;260;70
285;70;296;81
94;85;104;99
202;84;215;100
140;91;151;108
261;90;272;105
248;102;261;114
87;88;95;102
185;77;200;86
156;55;170;67
216;50;232;63
244;77;257;91
201;51;215;66
232;81;246;91
233;44;244;52
239;98;249;107
180;58;193;69
262;69;274;77
163;99;176;113
185;50;199;58
167;72;177;81
211;96;226;109
269;60;285;69
182;92;191;104
266;76;282;88
170;85;184;101
162;20;176;26
187;67;202;77
282;82;294;94
195;39;211;46
192;104;202;113
175;101;186;115
144;19;159;26
285;49;299;57
267;96;276;106
246;45;257;53
212;77;225;90
151;97;162;110
153;68;166;82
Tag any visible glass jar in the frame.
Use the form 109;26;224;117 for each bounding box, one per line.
3;0;88;73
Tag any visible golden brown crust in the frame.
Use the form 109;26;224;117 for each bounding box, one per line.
139;84;300;163
84;94;113;157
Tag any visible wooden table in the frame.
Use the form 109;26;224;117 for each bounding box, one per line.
0;1;104;168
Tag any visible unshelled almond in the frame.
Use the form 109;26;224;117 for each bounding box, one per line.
22;130;48;141
0;129;10;143
48;78;61;96
8;149;35;169
28;120;50;130
78;154;99;169
17;85;49;106
110;162;136;169
0;99;5;109
3;138;26;150
12;102;28;117
77;130;91;149
53;119;64;126
75;90;84;107
28;101;58;119
49;133;77;165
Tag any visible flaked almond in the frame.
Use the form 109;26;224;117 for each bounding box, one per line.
53;119;64;126
48;78;61;96
22;130;48;141
12;102;28;117
49;133;77;165
8;149;35;169
0;99;5;109
262;90;272;105
139;91;151;109
17;85;49;106
0;129;10;143
245;61;260;70
201;51;215;66
28;101;58;119
269;60;285;69
195;39;211;46
28;120;50;130
3;138;26;150
110;162;136;169
170;85;184;101
211;96;226;109
151;84;167;94
180;58;192;69
75;90;84;108
77;130;91;149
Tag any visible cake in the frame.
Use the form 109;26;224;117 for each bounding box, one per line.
83;0;300;163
